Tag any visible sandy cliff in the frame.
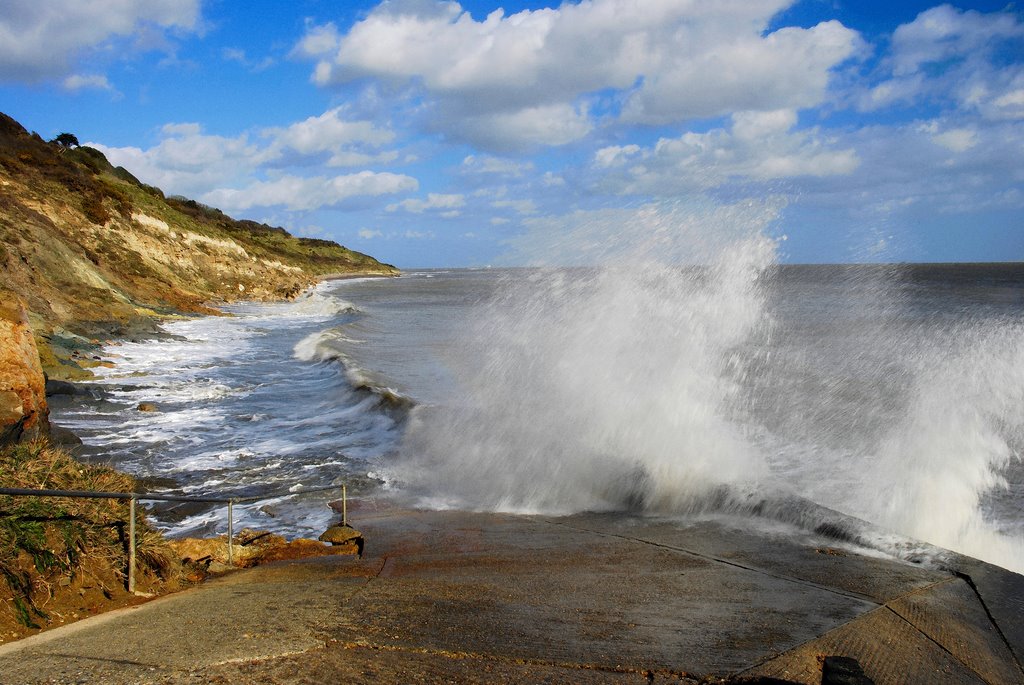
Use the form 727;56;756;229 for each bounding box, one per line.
0;111;397;380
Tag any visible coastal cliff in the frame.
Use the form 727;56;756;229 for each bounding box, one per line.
0;111;397;382
0;111;384;637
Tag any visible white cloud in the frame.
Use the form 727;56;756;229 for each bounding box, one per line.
262;107;396;166
596;110;858;195
932;127;978;153
297;0;862;149
462;155;534;176
201;172;418;212
770;117;1024;219
89;109;404;202
890;5;1023;77
455;103;593;150
507;200;784;266
404;230;436;239
387;193;466;213
222;47;275;72
0;0;201;81
594;144;641;168
542;172;565;187
859;6;1024;119
491;199;537;215
359;228;384;239
622;20;863;124
62;73;116;92
89;125;263;197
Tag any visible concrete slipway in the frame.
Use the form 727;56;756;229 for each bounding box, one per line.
0;504;1021;684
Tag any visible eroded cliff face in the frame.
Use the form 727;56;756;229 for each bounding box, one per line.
0;292;49;444
0;112;397;379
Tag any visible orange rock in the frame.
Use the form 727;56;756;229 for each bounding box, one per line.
0;291;49;444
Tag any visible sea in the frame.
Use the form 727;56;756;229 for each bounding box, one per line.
49;258;1024;574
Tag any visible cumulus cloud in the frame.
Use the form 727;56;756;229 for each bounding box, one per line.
890;5;1023;77
930;127;978;153
90;108;404;202
461;155;534;177
296;0;862;149
455;103;593;150
201;172;418;212
0;0;201;82
89;124;263;197
858;5;1024;119
262;107;397;166
595;109;858;195
622;20;863;124
387;193;466;214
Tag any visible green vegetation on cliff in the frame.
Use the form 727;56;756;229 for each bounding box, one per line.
0;441;180;636
0;112;397;379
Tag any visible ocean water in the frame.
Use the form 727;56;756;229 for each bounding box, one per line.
50;260;1024;573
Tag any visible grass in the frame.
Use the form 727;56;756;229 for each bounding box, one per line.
0;441;180;628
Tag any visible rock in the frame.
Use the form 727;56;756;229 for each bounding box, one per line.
49;424;83;446
319;524;362;544
46;378;83;396
0;292;50;445
136;402;159;412
259;537;360;562
169;528;359;570
319;524;364;558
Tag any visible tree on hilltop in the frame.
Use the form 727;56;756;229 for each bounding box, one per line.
50;132;79;149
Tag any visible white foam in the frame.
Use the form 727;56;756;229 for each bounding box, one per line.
399;201;779;516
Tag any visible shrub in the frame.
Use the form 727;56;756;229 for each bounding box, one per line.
0;442;180;628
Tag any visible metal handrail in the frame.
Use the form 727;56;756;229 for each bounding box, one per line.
0;483;347;593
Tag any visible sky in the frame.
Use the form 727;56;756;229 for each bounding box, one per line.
0;0;1022;268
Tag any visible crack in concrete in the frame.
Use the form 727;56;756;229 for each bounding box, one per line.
951;570;1024;679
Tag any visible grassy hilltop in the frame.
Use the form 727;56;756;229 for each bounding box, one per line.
0;112;397;379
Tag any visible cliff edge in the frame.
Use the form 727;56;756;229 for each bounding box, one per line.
0;111;397;380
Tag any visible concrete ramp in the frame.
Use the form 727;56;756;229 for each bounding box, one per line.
0;507;1020;684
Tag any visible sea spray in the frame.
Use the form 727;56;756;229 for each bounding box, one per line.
869;322;1024;571
395;204;1024;573
399;201;781;513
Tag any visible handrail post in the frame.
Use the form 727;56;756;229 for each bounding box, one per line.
128;496;137;593
227;500;234;566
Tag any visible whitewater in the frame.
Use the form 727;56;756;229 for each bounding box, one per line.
50;213;1024;574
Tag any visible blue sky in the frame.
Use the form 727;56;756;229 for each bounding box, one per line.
1;0;1022;267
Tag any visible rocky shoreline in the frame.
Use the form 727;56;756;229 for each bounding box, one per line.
0;284;370;641
0;105;395;639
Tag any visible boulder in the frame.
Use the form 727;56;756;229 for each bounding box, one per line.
319;523;364;558
49;424;83;446
136;402;159;412
0;292;50;445
45;379;85;396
